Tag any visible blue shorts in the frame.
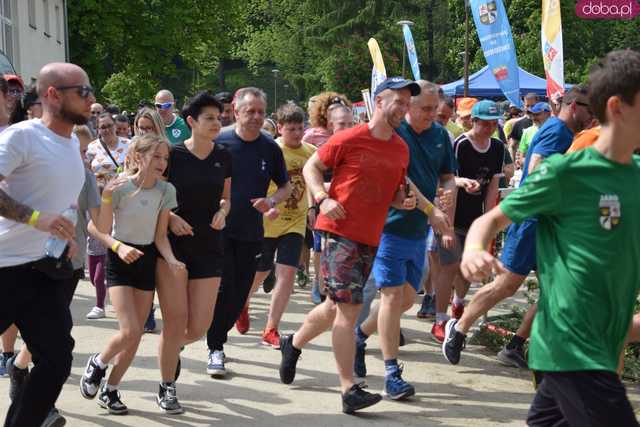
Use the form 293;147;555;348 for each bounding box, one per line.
372;233;426;292
501;219;537;276
313;230;322;252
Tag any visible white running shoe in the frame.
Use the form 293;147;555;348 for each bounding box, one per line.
86;307;106;319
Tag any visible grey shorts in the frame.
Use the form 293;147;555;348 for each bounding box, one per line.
437;230;468;265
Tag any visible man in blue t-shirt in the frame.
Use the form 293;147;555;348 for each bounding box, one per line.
443;85;593;367
204;87;291;377
351;81;453;398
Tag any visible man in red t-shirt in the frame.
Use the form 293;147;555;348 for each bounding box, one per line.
278;78;430;414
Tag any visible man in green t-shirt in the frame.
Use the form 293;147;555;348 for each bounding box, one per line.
447;50;640;426
154;89;191;145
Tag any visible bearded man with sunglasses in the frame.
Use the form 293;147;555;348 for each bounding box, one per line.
0;62;95;426
155;89;191;145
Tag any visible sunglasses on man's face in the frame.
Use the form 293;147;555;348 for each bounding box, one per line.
8;89;23;97
155;102;174;110
575;101;593;115
55;85;94;99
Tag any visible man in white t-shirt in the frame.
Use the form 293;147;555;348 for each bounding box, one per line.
0;62;94;427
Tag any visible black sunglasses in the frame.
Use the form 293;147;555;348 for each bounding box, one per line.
54;85;94;99
575;101;593;114
328;96;346;107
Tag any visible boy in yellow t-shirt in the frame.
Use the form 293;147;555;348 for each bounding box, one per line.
247;103;316;348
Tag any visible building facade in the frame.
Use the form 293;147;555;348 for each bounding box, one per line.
0;0;67;82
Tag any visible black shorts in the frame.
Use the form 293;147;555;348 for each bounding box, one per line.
106;243;157;291
257;233;304;272
527;371;639;427
170;232;223;280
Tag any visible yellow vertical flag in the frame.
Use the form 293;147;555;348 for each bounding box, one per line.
541;0;565;100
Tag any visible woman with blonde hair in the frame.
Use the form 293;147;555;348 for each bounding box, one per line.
134;107;167;140
302;92;351;148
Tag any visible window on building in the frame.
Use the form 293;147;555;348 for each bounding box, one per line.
0;0;13;64
28;0;36;29
55;5;60;43
43;0;50;37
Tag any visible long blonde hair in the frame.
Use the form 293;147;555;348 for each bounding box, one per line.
124;133;169;176
134;107;168;143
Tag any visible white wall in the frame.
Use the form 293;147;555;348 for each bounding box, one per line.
13;0;66;83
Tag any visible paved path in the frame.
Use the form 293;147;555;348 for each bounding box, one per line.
1;280;638;426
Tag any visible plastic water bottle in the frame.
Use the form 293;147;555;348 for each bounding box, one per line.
44;206;78;258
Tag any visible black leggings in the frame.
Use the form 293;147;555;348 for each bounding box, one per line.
206;238;262;351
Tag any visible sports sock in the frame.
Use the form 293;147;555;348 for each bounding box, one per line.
436;312;449;323
355;326;369;343
506;334;526;350
384;359;399;377
94;354;108;369
452;294;464;305
106;384;118;392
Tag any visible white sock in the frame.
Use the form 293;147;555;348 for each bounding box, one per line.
452;294;464;306
436;312;450;323
454;322;466;335
106;383;118;392
95;354;108;369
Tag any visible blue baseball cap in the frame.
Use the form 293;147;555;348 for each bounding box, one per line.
528;102;551;114
373;77;421;98
471;100;501;120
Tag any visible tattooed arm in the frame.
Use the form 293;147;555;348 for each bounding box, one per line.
0;174;33;223
0;174;75;240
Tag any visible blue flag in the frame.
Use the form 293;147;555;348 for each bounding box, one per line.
470;0;522;108
401;24;421;81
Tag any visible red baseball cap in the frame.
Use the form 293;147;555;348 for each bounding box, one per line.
3;74;24;89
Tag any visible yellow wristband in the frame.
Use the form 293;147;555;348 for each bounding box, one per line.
465;243;485;252
421;201;434;216
101;196;112;204
28;210;40;227
314;191;329;204
111;241;121;252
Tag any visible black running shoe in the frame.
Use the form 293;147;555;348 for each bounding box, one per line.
157;382;184;414
342;383;382;414
442;319;466;365
399;329;407;347
6;355;28;402
354;340;367;378
497;346;528;369
279;334;301;384
263;270;276;294
98;387;128;415
80;354;107;399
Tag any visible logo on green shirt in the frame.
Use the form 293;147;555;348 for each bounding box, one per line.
599;194;621;230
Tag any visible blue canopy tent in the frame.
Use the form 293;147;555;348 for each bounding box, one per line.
441;66;559;99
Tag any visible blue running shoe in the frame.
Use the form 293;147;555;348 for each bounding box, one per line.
384;365;415;400
311;281;325;305
0;353;9;377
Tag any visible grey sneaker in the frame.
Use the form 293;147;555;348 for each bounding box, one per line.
80;354;107;399
497;346;528;369
41;408;66;427
7;355;28;402
98;386;128;415
157;382;184;414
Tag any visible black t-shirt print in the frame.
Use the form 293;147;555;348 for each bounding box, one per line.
452;134;504;230
167;142;232;253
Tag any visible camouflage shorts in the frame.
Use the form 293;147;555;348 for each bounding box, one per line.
320;232;377;305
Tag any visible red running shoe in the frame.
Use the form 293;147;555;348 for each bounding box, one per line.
431;320;446;343
236;305;250;335
452;302;465;320
261;328;281;349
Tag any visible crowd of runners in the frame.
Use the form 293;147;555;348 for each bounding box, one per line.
0;47;639;427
